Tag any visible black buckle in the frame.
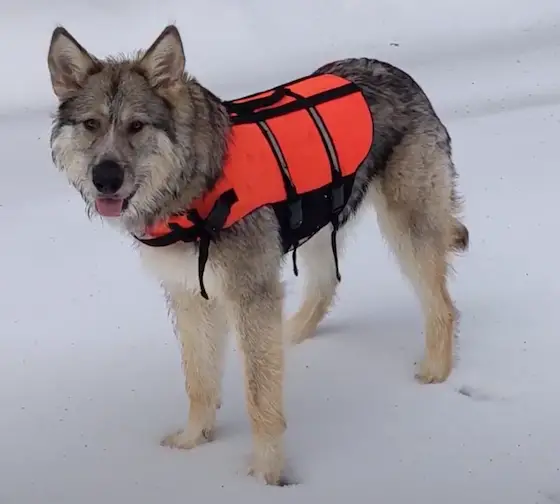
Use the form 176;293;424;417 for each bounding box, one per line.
289;199;303;229
183;210;214;241
186;190;238;241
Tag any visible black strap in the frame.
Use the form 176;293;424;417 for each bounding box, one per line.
188;189;238;299
283;88;345;283
135;229;196;247
330;221;342;282
181;210;212;300
292;246;299;277
224;87;286;116
134;189;238;300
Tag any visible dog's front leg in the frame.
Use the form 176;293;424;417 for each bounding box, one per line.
161;287;227;449
224;275;287;486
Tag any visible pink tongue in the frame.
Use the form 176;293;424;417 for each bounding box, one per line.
95;198;124;217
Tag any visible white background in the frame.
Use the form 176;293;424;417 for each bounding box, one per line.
1;1;560;503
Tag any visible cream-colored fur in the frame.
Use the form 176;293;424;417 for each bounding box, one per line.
138;241;287;485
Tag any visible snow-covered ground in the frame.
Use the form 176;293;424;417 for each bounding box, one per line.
2;2;560;503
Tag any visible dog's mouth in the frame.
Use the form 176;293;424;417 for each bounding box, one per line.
95;192;135;217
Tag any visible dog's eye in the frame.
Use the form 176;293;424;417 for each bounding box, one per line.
128;121;145;134
83;119;100;132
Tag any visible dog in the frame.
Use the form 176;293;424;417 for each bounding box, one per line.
47;24;469;486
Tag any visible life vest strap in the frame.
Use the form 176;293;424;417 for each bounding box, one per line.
281;87;346;284
135;189;238;300
187;189;239;299
186;189;238;241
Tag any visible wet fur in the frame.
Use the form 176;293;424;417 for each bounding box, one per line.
48;25;469;486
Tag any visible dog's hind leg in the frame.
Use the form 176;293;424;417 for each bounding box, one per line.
161;287;227;449
368;133;464;383
285;225;348;344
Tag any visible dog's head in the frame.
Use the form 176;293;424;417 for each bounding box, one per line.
48;25;225;231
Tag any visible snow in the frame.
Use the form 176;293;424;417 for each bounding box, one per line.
1;1;560;503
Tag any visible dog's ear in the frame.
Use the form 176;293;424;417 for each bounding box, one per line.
139;25;185;88
48;26;99;100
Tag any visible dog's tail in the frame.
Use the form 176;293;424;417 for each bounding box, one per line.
451;220;469;252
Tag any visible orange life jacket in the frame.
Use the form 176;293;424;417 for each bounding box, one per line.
135;73;374;298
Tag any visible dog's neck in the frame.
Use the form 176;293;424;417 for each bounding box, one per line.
125;78;232;234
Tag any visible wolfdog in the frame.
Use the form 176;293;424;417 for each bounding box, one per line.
47;24;469;485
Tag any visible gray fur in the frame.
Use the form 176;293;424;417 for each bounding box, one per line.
48;24;469;486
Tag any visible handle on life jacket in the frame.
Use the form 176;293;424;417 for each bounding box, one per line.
224;87;287;116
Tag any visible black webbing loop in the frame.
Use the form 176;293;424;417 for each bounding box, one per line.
292;245;299;277
224;87;287;116
330;218;342;283
181;189;238;299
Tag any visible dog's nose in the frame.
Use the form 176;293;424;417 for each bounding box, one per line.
92;160;124;194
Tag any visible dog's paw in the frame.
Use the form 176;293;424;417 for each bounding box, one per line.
247;463;293;487
415;357;451;384
246;439;294;486
160;427;214;450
